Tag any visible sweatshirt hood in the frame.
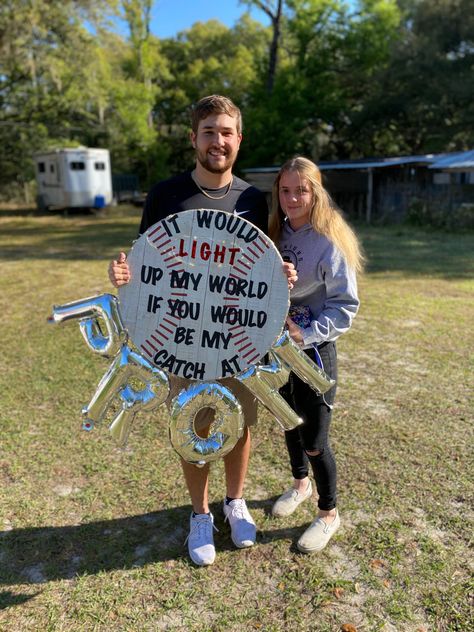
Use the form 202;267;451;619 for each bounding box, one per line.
282;219;314;235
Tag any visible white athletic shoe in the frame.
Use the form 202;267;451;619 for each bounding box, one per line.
186;512;217;566
272;481;313;518
223;498;256;548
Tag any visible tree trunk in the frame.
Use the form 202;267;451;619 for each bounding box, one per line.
248;1;283;94
267;0;282;94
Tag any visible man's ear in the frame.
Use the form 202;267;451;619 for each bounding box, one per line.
190;131;196;148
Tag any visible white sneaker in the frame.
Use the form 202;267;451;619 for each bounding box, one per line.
223;498;256;548
186;512;217;566
272;481;313;517
297;509;340;553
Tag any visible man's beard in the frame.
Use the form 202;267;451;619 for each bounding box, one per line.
196;148;237;174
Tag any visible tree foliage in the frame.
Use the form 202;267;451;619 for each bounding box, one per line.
352;0;474;153
0;0;472;195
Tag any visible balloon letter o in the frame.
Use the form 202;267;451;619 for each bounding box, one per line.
169;382;244;465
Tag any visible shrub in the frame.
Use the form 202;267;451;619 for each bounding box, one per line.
406;198;474;230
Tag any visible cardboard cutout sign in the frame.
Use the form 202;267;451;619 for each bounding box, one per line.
118;209;289;381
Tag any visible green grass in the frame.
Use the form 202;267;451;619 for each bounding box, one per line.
1;207;473;631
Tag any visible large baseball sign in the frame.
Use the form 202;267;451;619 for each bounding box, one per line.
118;209;290;381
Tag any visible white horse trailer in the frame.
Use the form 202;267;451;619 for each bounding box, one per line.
33;147;113;211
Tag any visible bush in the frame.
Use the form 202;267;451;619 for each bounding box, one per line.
451;203;474;230
406;198;474;230
0;179;37;205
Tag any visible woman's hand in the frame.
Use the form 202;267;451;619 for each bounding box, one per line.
108;252;130;287
286;316;304;345
282;261;298;289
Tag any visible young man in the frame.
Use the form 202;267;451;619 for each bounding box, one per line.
109;95;296;566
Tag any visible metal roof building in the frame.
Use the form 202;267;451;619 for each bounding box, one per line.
429;151;474;170
244;150;474;222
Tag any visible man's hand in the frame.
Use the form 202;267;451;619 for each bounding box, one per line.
108;252;130;288
286;316;304;345
282;261;298;290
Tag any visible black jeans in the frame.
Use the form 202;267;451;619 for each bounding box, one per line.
279;342;338;510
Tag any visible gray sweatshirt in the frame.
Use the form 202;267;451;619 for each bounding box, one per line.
279;220;360;347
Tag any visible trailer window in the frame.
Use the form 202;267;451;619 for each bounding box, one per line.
94;162;106;171
70;162;86;170
38;162;45;173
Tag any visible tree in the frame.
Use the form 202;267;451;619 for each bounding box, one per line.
350;0;474;154
0;0;118;189
241;0;284;94
155;17;269;174
2;0;471;199
113;1;174;184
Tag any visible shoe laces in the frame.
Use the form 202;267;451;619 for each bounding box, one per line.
185;514;218;545
225;498;249;522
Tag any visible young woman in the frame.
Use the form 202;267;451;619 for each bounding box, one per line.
269;156;363;553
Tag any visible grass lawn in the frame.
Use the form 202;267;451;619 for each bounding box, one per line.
0;206;472;631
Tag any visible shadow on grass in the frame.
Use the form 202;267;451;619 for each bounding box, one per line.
0;208;95;219
0;208;41;218
0;222;139;261
0;590;38;610
0;208;142;262
0;500;301;592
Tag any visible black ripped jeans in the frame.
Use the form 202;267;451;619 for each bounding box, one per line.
279;342;338;511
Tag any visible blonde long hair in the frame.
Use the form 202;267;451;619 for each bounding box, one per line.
269;156;364;273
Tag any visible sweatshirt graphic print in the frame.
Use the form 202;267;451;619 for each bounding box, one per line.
279;221;359;347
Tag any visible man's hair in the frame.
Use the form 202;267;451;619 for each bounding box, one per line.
191;95;242;134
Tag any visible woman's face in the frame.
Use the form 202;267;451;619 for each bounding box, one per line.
278;170;313;230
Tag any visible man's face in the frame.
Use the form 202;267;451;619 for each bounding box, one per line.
191;113;242;174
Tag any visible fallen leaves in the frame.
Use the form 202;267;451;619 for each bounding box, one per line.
369;558;386;569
